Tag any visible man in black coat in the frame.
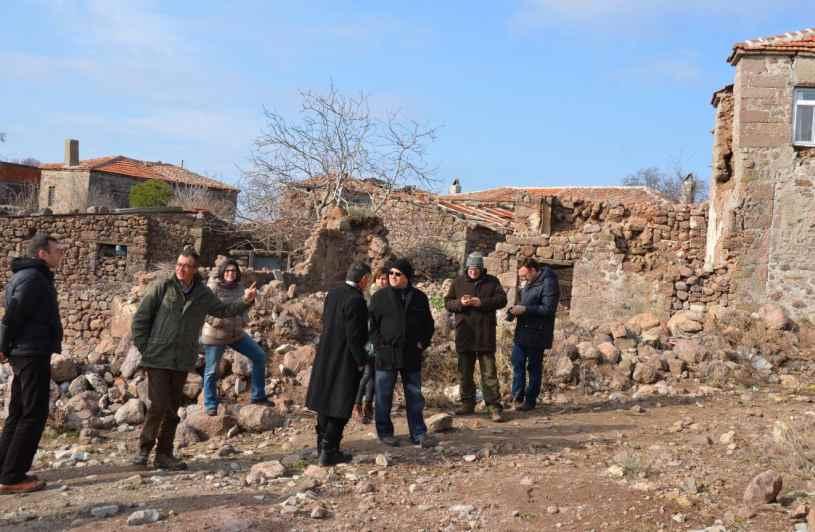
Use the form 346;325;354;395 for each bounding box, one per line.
0;233;64;494
444;252;508;421
507;258;559;411
306;262;371;466
369;258;435;447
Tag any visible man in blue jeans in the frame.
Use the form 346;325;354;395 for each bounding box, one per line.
507;258;559;411
368;259;435;447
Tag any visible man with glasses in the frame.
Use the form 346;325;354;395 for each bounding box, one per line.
444;252;508;422
0;233;64;494
369;259;435;447
131;247;257;470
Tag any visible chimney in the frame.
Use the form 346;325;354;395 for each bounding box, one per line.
64;139;79;166
448;177;461;195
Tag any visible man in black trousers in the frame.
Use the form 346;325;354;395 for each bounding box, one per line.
0;233;64;494
306;262;371;466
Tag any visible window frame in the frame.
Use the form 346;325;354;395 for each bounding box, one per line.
793;87;815;147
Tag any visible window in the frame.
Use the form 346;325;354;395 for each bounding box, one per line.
793;88;815;145
47;186;55;207
98;243;127;258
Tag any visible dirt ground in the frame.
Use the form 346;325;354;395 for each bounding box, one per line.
1;383;812;532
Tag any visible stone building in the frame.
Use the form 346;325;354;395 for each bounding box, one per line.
39;139;239;216
708;28;815;321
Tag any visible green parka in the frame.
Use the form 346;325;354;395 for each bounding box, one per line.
131;273;252;371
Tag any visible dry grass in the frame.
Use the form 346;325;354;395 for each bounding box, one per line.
612;450;652;479
771;420;815;479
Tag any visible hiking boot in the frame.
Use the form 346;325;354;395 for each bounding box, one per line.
250;398;275;407
0;478;45;495
379;436;400;447
454;403;476;416
318;449;353;467
489;408;506;423
514;403;534;412
154;454;188;471
412;434;435;449
131;450;150;466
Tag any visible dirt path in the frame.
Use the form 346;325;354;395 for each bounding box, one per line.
1;385;811;531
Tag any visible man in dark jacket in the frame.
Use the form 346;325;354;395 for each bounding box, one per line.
305;262;371;466
0;233;64;494
507;258;559;411
445;252;507;422
131;247;256;470
369;258;435;447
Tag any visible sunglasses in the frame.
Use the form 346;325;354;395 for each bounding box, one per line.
388;270;404;277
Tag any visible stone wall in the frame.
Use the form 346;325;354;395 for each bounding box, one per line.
707;54;815;321
485;199;730;324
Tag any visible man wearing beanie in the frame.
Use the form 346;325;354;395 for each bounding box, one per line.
369;258;435;447
444;252;508;422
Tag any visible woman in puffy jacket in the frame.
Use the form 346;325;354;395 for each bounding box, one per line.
201;259;272;415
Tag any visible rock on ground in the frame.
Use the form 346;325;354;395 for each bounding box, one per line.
50;354;78;383
127;509;162;526
238;404;283;432
186;407;238;438
114;398;145;425
245;460;286;485
427;413;453;433
743;470;782;506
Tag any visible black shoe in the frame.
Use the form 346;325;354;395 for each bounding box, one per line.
379;436;400;447
251;398;275;407
131;450;150;466
318;449;352;466
515;403;534;412
412;434;435;448
154;454;188;471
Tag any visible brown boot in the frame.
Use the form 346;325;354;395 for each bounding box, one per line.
154;453;188;471
488;407;506;423
0;478;46;494
454;403;475;416
362;402;373;424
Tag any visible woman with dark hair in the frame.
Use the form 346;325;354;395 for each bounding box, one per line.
353;267;389;423
201;259;272;415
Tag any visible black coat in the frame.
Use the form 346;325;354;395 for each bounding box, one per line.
444;272;507;352
369;285;434;372
0;258;63;357
305;283;369;419
513;267;559;351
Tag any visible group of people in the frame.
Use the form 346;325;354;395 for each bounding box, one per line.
0;234;559;492
306;252;559;465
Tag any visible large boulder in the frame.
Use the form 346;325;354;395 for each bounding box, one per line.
183;373;203;401
427;413;453;433
577;342;600;361
632;363;659;384
186;407;238;438
757;304;789;331
120;345;142;379
282;345;316;374
667;311;704;337
85;373;108;395
626;313;661;334
552;355;577;382
671;338;706;365
114;398;145;425
743;470;782;506
596;342;621;364
238;404;283;433
51;354;78;383
174;420;202;449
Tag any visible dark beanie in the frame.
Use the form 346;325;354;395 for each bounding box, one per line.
389;258;414;280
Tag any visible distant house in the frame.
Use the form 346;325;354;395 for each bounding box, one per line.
0;161;41;209
708;28;815;319
39;139;238;216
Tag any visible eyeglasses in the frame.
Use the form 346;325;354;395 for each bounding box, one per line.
388;271;403;277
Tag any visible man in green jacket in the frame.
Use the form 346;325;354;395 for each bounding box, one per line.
131;247;256;470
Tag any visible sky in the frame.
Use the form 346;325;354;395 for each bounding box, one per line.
0;1;811;194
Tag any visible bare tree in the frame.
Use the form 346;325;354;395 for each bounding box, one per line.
0;183;38;212
242;82;439;221
622;165;708;203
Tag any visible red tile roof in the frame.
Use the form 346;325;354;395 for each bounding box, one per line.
439;186;667;204
41;156;237;191
729;28;815;64
0;162;41;184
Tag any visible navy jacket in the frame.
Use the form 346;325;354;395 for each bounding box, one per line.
513;267;559;350
1;258;63;357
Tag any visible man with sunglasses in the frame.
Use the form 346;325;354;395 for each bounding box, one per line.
368;259;435;448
